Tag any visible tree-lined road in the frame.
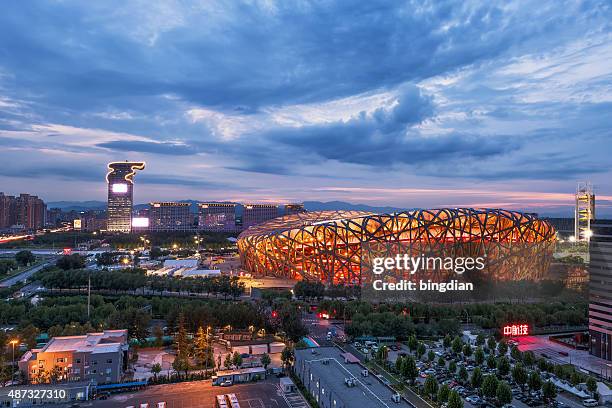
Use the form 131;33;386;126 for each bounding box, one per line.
0;258;56;288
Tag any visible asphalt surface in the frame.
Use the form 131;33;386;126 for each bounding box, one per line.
0;259;55;288
72;379;291;408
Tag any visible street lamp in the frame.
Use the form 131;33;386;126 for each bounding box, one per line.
9;339;18;383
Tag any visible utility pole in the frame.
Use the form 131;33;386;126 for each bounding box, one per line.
87;273;91;320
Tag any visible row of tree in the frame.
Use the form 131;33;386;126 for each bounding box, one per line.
36;267;245;299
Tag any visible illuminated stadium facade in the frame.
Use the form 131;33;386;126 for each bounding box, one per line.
237;208;556;286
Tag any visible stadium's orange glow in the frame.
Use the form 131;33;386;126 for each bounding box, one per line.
237;208;556;286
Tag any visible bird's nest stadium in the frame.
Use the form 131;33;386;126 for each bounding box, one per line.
237;208;556;286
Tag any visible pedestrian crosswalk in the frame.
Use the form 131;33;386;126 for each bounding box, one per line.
283;392;309;408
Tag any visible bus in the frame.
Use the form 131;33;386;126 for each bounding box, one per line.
215;395;229;408
226;393;241;408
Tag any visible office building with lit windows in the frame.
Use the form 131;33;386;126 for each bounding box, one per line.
149;202;193;231
243;204;279;229
589;219;612;361
198;203;239;232
106;161;145;233
18;330;128;384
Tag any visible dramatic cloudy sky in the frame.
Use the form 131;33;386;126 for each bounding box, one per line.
0;0;611;215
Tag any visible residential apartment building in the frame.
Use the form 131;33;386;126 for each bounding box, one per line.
589;219;612;361
0;192;46;231
19;330;129;384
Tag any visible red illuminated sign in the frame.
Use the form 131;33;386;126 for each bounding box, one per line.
503;324;528;336
63;248;72;255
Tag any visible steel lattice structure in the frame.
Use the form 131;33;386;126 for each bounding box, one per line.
237;208;556;286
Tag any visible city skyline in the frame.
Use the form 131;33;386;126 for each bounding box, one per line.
0;1;611;216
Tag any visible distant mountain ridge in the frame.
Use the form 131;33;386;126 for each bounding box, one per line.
46;199;577;217
47;199;405;213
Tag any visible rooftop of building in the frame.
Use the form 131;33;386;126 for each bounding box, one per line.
294;346;411;408
23;330;128;359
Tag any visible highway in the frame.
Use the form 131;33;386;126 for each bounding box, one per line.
0;258;56;288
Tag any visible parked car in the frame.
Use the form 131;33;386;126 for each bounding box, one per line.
220;380;233;387
582;399;598;407
466;395;482;404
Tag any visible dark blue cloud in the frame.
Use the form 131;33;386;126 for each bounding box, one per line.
1;0;607;113
97;140;199;156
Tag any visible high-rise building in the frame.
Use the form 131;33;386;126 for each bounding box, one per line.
15;194;46;230
149;202;193;231
575;182;595;242
589;219;612;361
0;193;14;229
106;161;145;233
198;203;238;232
284;203;306;216
243;204;279;229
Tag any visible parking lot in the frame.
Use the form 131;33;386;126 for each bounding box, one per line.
344;337;603;408
81;379;292;408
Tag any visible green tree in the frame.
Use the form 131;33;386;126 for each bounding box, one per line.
15;250;35;266
542;380;557;402
152;325;164;347
395;356;405;373
194;326;213;370
497;340;508;356
175;313;189;360
281;346;294;370
487;337;496;351
448;360;457;374
438;356;446;367
428;350;436;362
512;363;528;386
463;344;473;359
482;375;499;399
172;356;190;378
471;367;484;388
403;356;418;384
511;346;522;361
407;335;418;353
438;384;451;404
528;371;542;391
474;347;485;366
151;363;161;381
443;334;452;349
56;254;86;270
497;356;510;376
448;390;464;408
476;334;485;346
586;377;597;395
486;354;496;369
261;353;271;370
424;375;439;400
417;343;426;359
458;366;468;383
232;351;243;368
523;351;535;367
497;381;513;406
452;336;463;354
570;371;581;386
224;353;232;370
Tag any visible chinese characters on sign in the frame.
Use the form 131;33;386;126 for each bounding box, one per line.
503;324;529;336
